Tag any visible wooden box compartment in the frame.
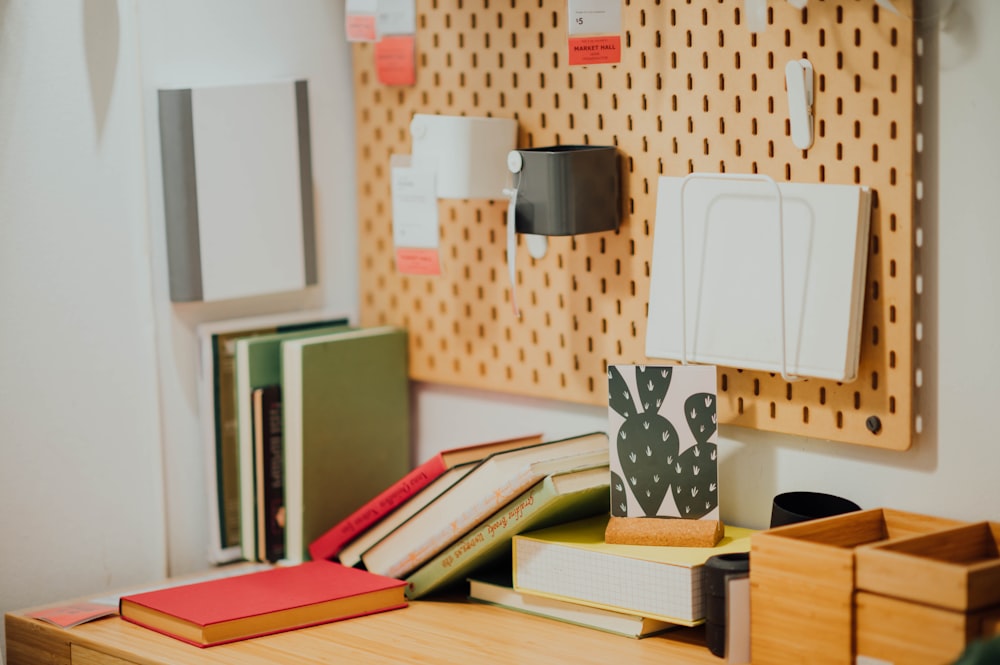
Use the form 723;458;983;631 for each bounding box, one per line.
855;521;1000;611
855;591;1000;665
750;508;964;665
853;522;1000;665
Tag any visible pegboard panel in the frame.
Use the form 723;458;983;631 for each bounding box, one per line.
355;0;917;450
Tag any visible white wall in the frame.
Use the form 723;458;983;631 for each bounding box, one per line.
0;0;357;656
135;0;358;577
0;0;165;647
2;0;999;660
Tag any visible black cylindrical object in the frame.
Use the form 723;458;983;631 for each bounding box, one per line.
703;551;751;658
770;491;861;528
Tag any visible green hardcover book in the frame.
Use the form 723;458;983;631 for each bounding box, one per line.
233;323;352;562
404;464;610;600
280;326;411;564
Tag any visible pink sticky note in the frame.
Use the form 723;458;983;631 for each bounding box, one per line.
346;14;377;42
395;248;441;276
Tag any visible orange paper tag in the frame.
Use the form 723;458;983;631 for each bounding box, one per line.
568;35;621;66
395;248;441;276
346;14;377;42
375;35;416;86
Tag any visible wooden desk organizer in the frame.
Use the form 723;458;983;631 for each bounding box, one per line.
750;508;964;665
854;522;1000;665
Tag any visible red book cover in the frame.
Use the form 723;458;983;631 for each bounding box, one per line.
308;433;543;561
119;561;406;647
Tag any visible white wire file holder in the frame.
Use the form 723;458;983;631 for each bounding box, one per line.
677;172;801;383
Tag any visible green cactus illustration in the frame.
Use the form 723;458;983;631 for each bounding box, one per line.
610;470;629;517
609;366;719;519
609;366;678;517
669;392;719;519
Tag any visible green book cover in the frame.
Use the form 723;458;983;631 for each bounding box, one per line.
280;326;411;564
233;323;352;561
404;464;610;600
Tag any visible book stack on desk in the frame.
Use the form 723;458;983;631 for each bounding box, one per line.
510;514;755;628
198;316;413;566
309;432;613;596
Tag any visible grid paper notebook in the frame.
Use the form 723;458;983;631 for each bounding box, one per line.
512;514;754;625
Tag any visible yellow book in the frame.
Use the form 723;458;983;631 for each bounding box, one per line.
512;514;755;625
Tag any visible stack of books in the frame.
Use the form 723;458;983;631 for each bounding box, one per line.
308;431;613;598
506;514;754;629
196;312;412;565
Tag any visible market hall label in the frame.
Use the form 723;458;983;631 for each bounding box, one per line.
568;36;621;66
567;0;622;66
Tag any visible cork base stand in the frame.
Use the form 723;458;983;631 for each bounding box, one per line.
605;516;725;547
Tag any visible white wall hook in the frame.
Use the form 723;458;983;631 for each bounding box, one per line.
525;234;548;260
785;58;814;151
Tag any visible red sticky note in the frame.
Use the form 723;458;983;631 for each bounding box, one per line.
568;35;621;66
375;35;416;87
395;248;441;276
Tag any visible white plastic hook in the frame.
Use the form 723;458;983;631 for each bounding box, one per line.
785;58;814;151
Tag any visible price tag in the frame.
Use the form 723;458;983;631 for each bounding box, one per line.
377;0;416;36
568;0;622;36
391;156;442;276
567;0;622;66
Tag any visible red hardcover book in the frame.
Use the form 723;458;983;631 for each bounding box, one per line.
119;562;406;647
307;433;543;561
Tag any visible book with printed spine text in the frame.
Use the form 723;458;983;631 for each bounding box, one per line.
337;463;477;569
309;433;543;562
252;385;285;562
119;561;406;647
360;432;610;579
404;464;610;599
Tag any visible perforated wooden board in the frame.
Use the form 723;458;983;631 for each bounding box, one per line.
355;0;917;450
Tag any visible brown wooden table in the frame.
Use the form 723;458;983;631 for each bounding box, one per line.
6;593;722;665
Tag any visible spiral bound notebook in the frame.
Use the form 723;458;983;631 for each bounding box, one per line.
645;176;872;382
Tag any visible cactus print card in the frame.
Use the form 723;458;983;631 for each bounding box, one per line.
608;364;719;521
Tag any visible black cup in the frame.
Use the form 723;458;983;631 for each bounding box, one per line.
770;491;861;528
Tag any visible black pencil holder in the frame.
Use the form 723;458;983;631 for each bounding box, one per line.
703;552;751;659
508;145;621;236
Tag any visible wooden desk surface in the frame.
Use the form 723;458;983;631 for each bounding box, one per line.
7;596;721;665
